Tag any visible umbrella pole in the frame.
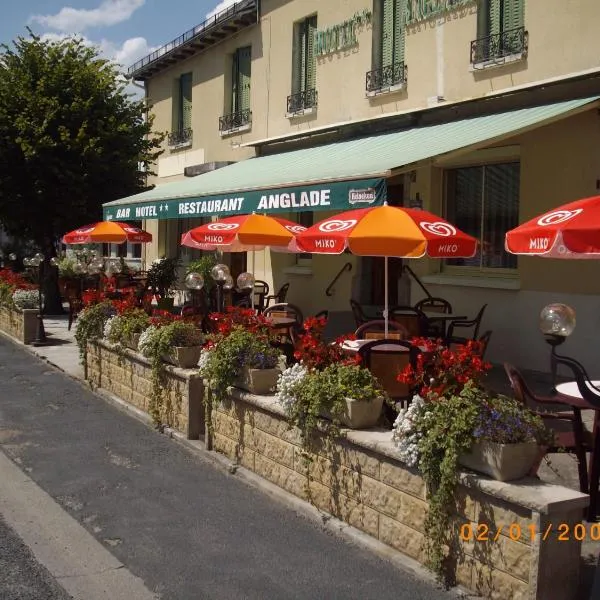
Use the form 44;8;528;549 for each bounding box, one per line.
252;249;255;279
384;256;389;337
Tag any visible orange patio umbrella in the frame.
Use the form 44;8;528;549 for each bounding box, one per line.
62;221;152;244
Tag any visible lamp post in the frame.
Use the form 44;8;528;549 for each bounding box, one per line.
539;302;576;383
26;253;47;346
236;272;255;308
210;264;230;313
184;271;205;315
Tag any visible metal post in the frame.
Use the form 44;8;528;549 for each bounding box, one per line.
32;264;47;346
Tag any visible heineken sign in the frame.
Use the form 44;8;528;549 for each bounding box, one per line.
315;9;372;57
404;0;475;25
103;178;386;221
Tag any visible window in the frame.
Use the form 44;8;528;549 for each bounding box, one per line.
444;163;520;271
220;47;252;132
169;72;193;147
473;0;525;64
367;0;406;93
291;15;317;111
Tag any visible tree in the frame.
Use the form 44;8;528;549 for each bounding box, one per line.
0;31;164;313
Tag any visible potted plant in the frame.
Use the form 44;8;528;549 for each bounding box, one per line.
146;257;180;311
104;308;151;350
74;300;117;368
199;325;283;399
139;320;204;368
286;363;386;430
11;288;39;310
392;370;552;585
186;254;218;294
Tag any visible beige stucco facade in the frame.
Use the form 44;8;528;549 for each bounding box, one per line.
127;0;600;372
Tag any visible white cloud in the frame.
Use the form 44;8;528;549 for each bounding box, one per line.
30;0;145;33
206;0;237;20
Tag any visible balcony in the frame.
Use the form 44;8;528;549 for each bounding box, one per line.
365;62;407;96
286;89;318;117
128;0;258;81
219;109;252;135
167;128;193;149
470;26;528;69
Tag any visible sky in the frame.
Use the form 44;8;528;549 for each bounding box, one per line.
1;0;237;75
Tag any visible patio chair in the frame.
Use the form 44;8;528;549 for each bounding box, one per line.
355;319;409;341
478;330;493;360
349;299;378;328
415;297;453;338
358;339;422;424
388;305;426;338
504;363;591;495
264;283;290;309
445;303;487;345
263;303;304;363
253;280;270;312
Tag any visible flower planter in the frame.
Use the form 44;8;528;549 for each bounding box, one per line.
459;441;540;482
235;367;280;395
125;333;141;351
322;396;384;429
162;346;202;369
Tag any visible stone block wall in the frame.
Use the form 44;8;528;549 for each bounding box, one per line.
0;306;37;344
211;390;588;600
87;340;204;439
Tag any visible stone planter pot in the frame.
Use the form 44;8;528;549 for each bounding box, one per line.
235;367;280;395
163;346;202;369
125;333;141;351
322;396;384;429
459;441;540;482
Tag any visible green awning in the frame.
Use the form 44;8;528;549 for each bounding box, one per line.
103;96;598;221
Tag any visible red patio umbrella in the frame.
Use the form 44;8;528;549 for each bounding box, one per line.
295;203;477;334
62;221;152;244
505;195;600;258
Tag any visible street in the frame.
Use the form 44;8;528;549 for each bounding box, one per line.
0;336;451;600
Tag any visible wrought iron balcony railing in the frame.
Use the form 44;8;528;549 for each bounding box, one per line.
287;88;318;115
365;61;407;94
167;128;193;147
470;26;528;65
219;108;252;132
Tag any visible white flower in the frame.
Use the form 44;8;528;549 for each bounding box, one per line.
11;289;39;309
103;315;118;340
138;325;158;357
391;394;427;467
198;348;213;376
276;363;308;412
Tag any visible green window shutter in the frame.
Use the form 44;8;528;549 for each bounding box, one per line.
299;21;307;92
502;0;524;32
180;72;192;130
231;50;239;112
489;0;501;35
381;0;395;67
393;0;406;64
305;16;317;91
171;78;180;132
237;46;252;111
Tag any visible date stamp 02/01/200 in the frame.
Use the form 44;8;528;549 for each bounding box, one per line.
460;522;600;543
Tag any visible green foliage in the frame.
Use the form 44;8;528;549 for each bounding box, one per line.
55;255;84;279
74;301;115;367
186;254;218;292
200;326;282;404
0;31;165;249
0;281;13;306
105;309;150;346
147;257;180;298
413;382;551;584
290;363;385;446
138;321;203;425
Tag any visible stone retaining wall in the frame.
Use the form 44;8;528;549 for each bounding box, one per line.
0;306;37;344
211;390;589;600
87;340;204;439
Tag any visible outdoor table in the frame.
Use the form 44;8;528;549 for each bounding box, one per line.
339;339;429;353
265;316;298;342
421;311;467;322
555;380;600;521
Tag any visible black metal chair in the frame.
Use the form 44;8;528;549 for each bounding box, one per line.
253;280;270;311
477;330;493;360
263;303;304;364
264;283;290;309
415;297;453;338
388;305;427;338
350;299;379;328
504;362;591;496
355;319;409;341
445;304;487;345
